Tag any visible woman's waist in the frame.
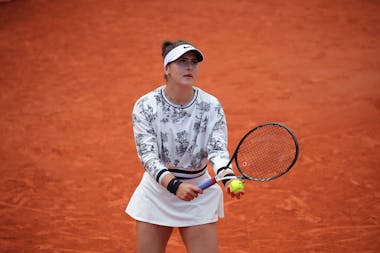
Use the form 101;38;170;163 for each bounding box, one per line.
168;165;208;180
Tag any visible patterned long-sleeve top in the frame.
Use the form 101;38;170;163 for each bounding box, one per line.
132;85;230;184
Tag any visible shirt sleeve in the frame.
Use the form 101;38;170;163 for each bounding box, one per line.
206;101;233;175
132;97;170;183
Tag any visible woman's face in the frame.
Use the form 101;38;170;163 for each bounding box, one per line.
165;51;199;86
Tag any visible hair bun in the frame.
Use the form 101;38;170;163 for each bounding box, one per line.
162;41;173;57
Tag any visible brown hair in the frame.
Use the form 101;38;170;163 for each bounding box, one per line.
161;40;191;59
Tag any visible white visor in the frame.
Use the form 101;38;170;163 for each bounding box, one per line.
163;44;204;68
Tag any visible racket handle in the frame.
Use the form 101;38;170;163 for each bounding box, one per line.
198;178;217;190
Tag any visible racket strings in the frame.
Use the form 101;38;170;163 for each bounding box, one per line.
236;125;297;180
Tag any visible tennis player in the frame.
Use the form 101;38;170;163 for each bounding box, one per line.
126;40;243;253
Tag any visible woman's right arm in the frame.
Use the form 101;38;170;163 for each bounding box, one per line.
132;97;170;184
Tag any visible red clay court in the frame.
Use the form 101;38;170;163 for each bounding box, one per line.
1;0;379;252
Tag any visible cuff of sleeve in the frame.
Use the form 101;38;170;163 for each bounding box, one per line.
216;167;234;176
221;173;236;185
157;170;171;184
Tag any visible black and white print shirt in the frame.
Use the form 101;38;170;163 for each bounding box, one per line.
132;85;230;183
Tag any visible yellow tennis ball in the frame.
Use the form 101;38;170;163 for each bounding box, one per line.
229;179;244;193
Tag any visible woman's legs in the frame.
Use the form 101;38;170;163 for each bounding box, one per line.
179;222;218;253
136;221;173;253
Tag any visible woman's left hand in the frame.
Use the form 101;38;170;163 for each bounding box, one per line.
225;180;244;199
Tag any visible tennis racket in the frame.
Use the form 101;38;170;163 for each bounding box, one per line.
198;122;299;190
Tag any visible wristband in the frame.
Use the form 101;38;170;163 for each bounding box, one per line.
167;178;183;195
221;173;236;186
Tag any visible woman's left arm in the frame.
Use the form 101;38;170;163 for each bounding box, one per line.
207;102;243;199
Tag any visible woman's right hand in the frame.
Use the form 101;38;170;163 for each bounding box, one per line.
176;183;203;201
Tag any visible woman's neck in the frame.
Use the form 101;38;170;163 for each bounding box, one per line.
164;84;194;105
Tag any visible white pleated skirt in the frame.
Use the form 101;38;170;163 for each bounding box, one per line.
126;172;224;227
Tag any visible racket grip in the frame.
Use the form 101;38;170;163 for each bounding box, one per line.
197;178;217;190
